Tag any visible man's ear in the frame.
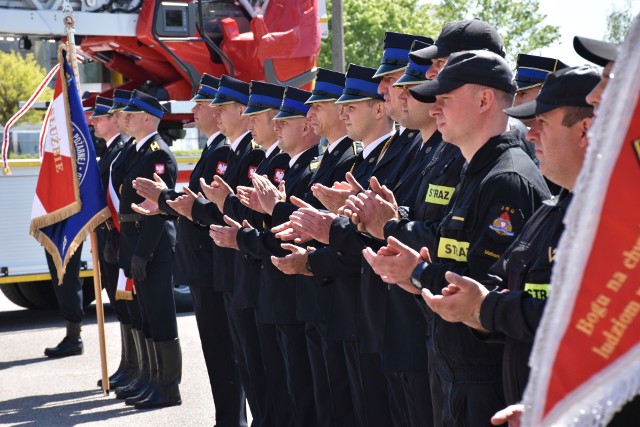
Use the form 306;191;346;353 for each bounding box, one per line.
578;117;592;148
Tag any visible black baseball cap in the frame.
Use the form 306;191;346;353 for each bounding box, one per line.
573;36;619;67
409;19;505;65
409;50;516;103
504;65;601;120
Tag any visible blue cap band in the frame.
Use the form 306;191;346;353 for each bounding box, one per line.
198;85;218;98
281;97;310;115
345;77;380;97
382;47;410;62
113;96;129;106
517;67;550;82
216;86;249;105
314;81;344;97
249;94;282;109
129;97;164;118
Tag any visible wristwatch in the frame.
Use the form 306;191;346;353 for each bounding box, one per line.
305;260;313;273
410;261;429;291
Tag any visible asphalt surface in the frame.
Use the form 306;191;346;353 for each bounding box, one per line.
0;291;239;426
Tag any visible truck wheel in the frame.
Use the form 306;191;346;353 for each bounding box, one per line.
17;281;59;309
0;283;38;309
173;283;193;313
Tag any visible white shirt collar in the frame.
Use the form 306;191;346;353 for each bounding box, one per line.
362;130;395;159
326;135;348;153
135;132;158;151
105;133;120;148
207;131;221;147
288;151;303;168
265;141;279;158
229;130;251;152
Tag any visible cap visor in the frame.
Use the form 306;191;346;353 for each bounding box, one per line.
409;44;453;65
373;64;407;78
191;93;216;102
394;74;425;87
242;105;273;116
273;111;306;120
305;94;338;104
335;94;374;104
516;81;543;91
122;105;145;113
503;99;557;120
574;36;618;67
409;78;461;103
210;97;236;106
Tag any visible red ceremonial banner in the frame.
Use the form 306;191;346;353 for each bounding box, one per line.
524;16;640;426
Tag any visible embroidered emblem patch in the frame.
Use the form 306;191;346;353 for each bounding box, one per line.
273;169;285;184
248;166;257;178
489;212;514;236
154;163;166;175
216;161;228;176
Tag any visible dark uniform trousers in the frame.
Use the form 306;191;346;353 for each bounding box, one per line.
96;134;129;324
118;133;179;342
191;132;270;426
236;145;321;427
45;244;84;324
390;131;551;426
271;137;358;427
158;132;247;426
224;147;292;427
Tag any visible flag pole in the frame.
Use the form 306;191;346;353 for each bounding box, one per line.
62;0;110;396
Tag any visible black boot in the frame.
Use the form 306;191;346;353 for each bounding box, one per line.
125;338;157;405
98;323;127;388
135;338;182;409
114;324;139;387
44;322;83;358
115;330;150;399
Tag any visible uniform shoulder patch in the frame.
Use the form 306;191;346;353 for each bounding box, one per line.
150;141;160;151
353;141;363;155
154;163;166;175
273;168;285;183
489;211;515;236
216;161;228;176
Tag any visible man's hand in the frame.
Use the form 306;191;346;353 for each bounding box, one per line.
200;176;234;211
133;173;166;203
236;186;266;214
131;199;161;216
285;197;336;245
131;255;147;282
312;172;363;214
271;243;315;276
209;215;245;250
341;180;399;239
491;404;525;427
362;236;429;292
421;271;490;332
166;186;199;221
252;174;286;215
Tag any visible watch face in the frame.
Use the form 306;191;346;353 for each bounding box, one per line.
410;276;423;291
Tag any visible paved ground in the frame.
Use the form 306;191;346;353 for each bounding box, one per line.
0;291;237;426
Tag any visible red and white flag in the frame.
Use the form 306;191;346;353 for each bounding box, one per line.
523;16;640;426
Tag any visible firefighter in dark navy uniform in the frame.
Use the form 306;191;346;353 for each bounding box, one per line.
117;90;181;409
89;96;136;389
130;74;247;426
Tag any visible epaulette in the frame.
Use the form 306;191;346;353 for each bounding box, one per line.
150;141;160;151
353;141;363;155
251;139;259;150
309;157;322;172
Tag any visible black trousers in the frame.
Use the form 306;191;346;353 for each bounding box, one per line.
46;245;84;324
191;286;247;427
384;370;432;427
98;256;131;324
276;322;315;427
134;254;178;342
223;294;271;427
343;341;392;427
256;322;293;427
305;321;355;427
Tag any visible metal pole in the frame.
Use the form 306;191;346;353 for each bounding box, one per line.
331;0;345;72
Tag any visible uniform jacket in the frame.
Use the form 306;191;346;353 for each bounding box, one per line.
157;133;229;287
117;133;178;276
478;190;571;404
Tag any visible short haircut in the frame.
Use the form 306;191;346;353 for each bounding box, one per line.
561;106;594;127
468;84;515;109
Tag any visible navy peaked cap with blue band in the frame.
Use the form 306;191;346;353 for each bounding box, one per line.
395;40;433;87
122;90;168;118
336;64;384;104
374;32;435;78
192;73;220;102
109;89;133;112
90;96;114;118
273;86;312;120
515;54;569;91
210;75;250;106
306;68;346;104
243;81;286;116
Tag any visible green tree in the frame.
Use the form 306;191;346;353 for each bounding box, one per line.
605;0;634;43
320;0;560;69
0;51;53;126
